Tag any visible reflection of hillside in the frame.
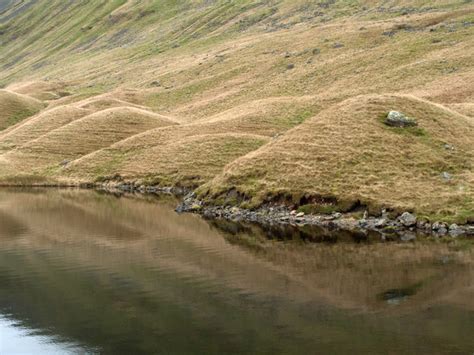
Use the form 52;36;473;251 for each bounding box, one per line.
0;189;473;353
207;219;474;313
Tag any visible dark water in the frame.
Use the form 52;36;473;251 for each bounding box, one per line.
0;189;473;354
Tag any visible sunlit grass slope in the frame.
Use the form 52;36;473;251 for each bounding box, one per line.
0;107;176;175
201;94;474;222
0;0;473;220
0;89;44;130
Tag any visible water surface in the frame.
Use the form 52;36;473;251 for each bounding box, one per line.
0;189;473;354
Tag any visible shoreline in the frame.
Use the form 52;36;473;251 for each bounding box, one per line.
1;182;473;239
176;192;474;240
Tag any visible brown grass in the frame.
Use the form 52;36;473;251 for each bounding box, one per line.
0;1;472;218
0;107;176;175
0;90;44;131
202;94;474;222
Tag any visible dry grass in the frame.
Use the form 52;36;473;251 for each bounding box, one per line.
0;105;91;153
0;107;176;175
0;1;472;218
0;90;44;130
202;94;474;222
7;80;69;101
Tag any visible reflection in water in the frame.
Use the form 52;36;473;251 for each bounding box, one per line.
0;188;473;354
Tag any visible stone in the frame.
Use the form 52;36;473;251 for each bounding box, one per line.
312;48;321;55
290;210;297;215
432;222;445;230
374;218;388;228
384;111;418;127
150;80;161;87
296;212;305;218
443;144;454;150
449;224;463;237
399;212;417;227
441;172;452;181
332;42;344;48
286;63;295;70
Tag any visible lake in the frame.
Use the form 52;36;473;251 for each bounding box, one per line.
0;189;472;354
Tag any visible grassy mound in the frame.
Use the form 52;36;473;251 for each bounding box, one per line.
0;90;44;130
201;95;474;223
0;105;91;153
7;80;70;101
0;1;473;218
0;107;176;176
58;96;317;186
64;133;269;187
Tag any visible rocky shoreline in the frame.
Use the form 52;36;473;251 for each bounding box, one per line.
176;192;474;239
4;181;474;239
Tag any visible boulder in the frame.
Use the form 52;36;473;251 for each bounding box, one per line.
399;212;417;227
384;111;418;127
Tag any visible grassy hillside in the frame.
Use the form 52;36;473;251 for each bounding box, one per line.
0;89;44;130
0;0;473;222
201;94;474;223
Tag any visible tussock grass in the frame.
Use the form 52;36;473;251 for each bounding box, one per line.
0;90;44;130
1;107;176;175
0;1;473;219
0;105;91;153
202;94;474;223
7;80;69;101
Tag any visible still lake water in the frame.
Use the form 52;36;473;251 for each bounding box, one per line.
0;188;472;354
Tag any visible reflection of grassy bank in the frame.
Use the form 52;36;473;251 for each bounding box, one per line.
0;189;472;353
208;218;474;312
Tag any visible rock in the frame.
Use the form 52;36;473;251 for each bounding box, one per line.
150;80;161;87
290;210;297;215
416;220;426;229
286;63;295;70
449;224;463;237
441;172;452;181
443;144;454;150
432;222;448;235
312;48;321;55
59;159;70;167
384;111;418;127
432;221;444;230
332;42;344;48
374;218;388;228
399;212;417;227
296;212;305;218
333;212;342;219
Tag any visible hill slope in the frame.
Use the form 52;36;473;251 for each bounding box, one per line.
0;0;473;222
201;94;474;222
0;89;44;130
